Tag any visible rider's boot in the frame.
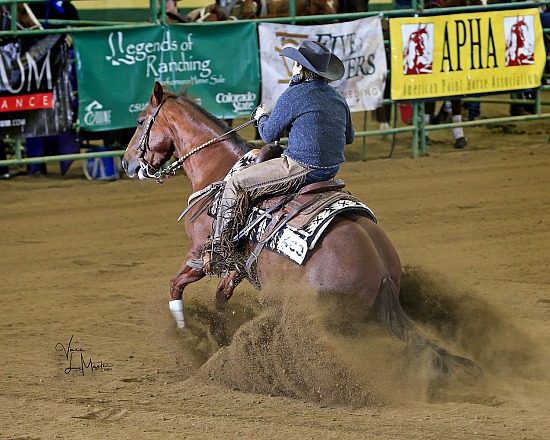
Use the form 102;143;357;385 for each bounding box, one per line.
186;240;224;275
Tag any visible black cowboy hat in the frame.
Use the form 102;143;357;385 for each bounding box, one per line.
279;40;345;81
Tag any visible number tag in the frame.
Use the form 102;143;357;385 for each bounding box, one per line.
276;228;308;264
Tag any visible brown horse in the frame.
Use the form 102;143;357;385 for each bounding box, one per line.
186;0;257;21
258;0;339;17
1;2;42;31
122;81;481;378
186;0;338;21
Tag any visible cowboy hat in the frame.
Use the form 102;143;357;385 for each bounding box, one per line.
279;40;345;81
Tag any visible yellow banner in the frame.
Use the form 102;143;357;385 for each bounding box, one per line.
390;8;546;101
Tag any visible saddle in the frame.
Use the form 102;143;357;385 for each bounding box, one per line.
180;151;376;284
253;179;347;231
241;179;376;284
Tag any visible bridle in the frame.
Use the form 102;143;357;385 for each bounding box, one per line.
134;96;256;185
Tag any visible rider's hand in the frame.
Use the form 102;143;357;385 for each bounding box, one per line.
254;104;267;121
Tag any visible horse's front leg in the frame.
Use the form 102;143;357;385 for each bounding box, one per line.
168;260;205;328
169;266;243;323
168;253;240;327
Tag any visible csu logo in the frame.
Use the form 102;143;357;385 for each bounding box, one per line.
84;101;112;127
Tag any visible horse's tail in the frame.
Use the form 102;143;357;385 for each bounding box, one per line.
373;276;483;379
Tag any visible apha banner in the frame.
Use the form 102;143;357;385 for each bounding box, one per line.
0;35;75;138
258;17;387;112
73;23;260;131
390;8;546;101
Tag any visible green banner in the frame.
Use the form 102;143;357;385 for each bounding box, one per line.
73;23;260;131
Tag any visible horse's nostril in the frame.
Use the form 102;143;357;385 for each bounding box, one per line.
121;160;128;172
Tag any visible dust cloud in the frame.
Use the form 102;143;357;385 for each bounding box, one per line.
151;266;549;408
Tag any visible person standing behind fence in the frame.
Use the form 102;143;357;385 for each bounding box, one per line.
161;0;191;23
425;0;483;149
29;0;79;24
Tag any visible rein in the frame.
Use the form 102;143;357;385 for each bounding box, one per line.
135;96;256;185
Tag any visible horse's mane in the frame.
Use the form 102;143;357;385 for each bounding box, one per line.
158;87;255;155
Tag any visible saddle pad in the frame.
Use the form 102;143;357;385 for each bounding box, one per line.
245;198;377;265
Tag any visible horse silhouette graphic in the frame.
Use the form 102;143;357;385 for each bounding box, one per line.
505;15;535;66
403;23;433;75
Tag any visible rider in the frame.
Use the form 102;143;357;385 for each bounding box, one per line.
189;40;354;274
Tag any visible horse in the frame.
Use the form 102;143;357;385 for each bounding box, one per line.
186;0;257;22
122;81;482;379
257;0;338;17
186;0;338;22
1;2;42;31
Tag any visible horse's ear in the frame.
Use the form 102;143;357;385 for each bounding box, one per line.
153;81;164;106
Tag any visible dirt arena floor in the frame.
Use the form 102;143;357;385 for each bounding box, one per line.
1;104;550;439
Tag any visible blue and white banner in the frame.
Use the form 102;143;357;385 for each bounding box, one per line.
258;17;387;112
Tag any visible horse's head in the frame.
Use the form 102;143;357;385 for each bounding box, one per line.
186;4;228;22
122;81;175;180
236;0;259;19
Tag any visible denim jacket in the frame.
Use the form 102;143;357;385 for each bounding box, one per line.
257;78;354;169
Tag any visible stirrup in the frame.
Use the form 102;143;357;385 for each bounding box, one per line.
186;252;214;274
186;241;221;274
186;258;205;271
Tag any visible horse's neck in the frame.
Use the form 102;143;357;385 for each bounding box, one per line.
171;109;245;191
185;140;243;191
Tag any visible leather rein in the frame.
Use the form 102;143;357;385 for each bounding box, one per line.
135;96;256;184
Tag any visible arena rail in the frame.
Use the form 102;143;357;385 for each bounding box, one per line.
1;0;549;171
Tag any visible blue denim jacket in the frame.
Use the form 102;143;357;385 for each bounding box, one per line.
257;78;354;169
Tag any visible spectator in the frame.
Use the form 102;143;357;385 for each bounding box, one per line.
376;18;393;139
463;100;481;121
423;0;482;148
338;0;370;13
162;0;191;23
25;133;80;176
29;1;79;24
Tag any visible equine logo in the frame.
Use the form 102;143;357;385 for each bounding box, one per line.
505;15;536;66
83;100;112;127
402;23;434;75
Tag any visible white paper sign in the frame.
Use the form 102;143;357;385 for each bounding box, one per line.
258;17;387;113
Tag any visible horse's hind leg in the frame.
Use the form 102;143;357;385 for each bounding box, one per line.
373;276;482;379
215;270;246;302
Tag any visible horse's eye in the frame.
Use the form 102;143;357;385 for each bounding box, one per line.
137;119;144;127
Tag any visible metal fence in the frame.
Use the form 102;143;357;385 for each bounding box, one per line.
1;0;549;171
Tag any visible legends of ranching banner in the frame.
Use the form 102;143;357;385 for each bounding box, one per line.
72;23;260;131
